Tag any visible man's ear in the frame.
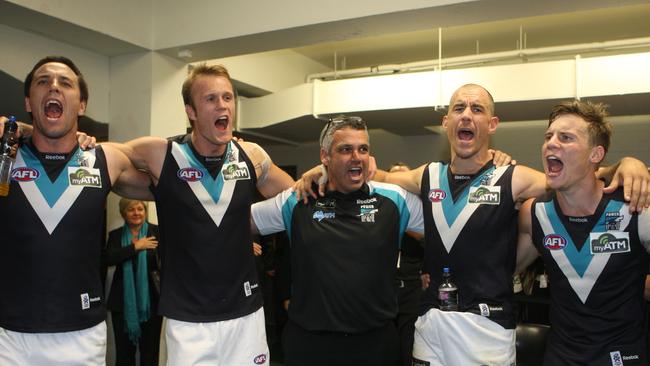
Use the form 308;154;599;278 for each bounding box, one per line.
488;116;499;135
77;100;87;117
185;104;197;123
25;97;31;113
320;148;329;167
590;145;606;165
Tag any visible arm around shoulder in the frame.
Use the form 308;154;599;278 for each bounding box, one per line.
512;165;548;204
103;144;154;200
241;141;294;198
599;157;650;213
381;164;425;195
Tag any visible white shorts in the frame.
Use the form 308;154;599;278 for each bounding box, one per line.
165;307;269;366
0;321;107;366
413;308;515;366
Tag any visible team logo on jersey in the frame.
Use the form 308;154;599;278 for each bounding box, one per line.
428;189;446;202
468;185;500;205
543;234;567;250
590;232;630;255
253;354;267;365
358;205;378;223
11;167;39;181
605;211;623;231
222;162;250;181
177;167;204;182
313;210;335;222
479;171;495;186
68;167;102;188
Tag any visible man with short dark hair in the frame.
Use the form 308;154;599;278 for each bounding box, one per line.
517;100;650;365
0;56;151;365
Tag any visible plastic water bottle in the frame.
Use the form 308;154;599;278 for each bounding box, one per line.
0;116;18;197
438;267;458;311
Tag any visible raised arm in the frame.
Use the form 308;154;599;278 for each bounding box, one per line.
515;198;540;275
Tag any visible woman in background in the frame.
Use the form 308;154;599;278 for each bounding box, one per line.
105;199;162;366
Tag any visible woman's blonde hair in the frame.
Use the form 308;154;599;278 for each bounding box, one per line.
118;198;147;219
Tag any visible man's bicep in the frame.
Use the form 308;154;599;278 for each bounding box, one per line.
257;164;294;198
106;146;153;200
122;137;166;175
513;165;547;202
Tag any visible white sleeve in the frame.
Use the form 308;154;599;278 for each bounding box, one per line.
405;190;424;234
251;188;294;236
638;209;650;253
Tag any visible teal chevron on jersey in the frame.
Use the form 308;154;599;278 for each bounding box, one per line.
438;164;496;226
542;200;624;277
14;146;97;234
175;142;226;203
19;146;83;207
171;141;240;227
427;162;509;253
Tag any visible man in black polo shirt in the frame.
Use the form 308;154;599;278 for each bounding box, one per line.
252;116;423;366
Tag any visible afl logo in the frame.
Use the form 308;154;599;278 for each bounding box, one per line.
11;167;40;181
253;354;267;364
428;189;446;202
543;234;567;250
177;167;203;181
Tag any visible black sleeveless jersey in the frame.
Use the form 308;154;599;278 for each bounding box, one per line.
420;161;517;329
153;136;261;322
531;189;650;365
0;142;110;332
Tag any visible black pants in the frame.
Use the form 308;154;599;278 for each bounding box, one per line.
111;311;163;366
282;319;399;366
395;280;423;366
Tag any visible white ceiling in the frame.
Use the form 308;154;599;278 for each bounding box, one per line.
294;4;650;70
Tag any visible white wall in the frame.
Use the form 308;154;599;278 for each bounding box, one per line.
208;49;330;93
152;0;472;49
6;0;153;48
0;23;110;121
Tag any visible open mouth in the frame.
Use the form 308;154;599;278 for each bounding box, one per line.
44;100;63;119
215;116;229;131
348;167;363;179
458;128;474;141
546;156;564;174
